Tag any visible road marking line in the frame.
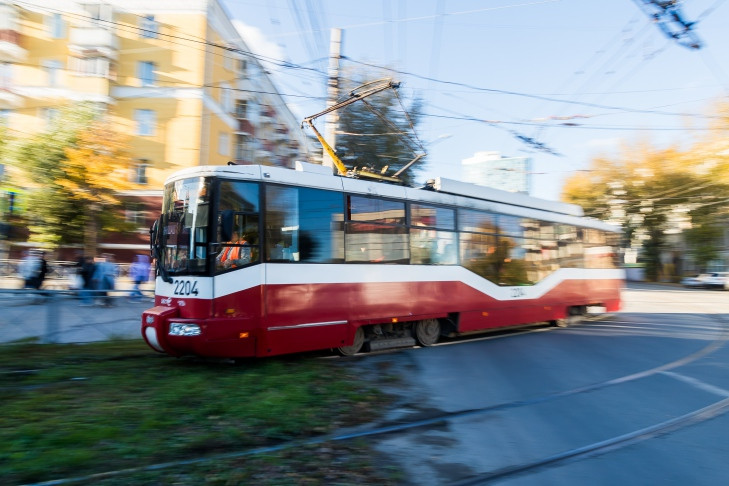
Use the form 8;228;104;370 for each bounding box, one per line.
661;371;729;398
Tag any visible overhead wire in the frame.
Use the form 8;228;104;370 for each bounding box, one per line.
13;0;729;164
14;0;725;126
527;15;641;127
340;57;725;121
530;15;652;145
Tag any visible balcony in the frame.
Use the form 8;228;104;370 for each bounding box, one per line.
69;27;119;59
0;30;26;63
235;118;254;135
0;88;22;109
270;125;289;141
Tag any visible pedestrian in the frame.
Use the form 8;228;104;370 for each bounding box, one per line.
72;252;85;292
129;254;150;302
19;250;41;289
92;254;118;307
19;250;48;290
78;256;96;306
36;251;49;290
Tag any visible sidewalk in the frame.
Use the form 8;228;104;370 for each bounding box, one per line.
0;279;155;345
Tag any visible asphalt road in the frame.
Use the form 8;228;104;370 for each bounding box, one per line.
361;284;729;485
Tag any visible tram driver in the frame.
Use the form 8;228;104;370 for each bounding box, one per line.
216;231;251;270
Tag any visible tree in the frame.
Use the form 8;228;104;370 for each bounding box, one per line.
562;129;729;280
334;70;426;185
9;104;136;256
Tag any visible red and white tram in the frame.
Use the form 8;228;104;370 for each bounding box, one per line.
142;162;623;358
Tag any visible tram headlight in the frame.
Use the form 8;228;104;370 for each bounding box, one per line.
169;322;201;336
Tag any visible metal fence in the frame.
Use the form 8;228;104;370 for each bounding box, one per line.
0;259;136;281
0;286;153;345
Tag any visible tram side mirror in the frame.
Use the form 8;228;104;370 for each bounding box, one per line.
149;218;159;257
220;210;234;242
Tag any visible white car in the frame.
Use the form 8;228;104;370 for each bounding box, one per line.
703;272;729;290
681;274;710;288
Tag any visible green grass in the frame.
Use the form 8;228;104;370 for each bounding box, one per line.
0;341;400;485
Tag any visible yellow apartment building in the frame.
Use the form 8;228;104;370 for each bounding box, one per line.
0;0;313;262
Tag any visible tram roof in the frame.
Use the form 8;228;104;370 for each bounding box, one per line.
165;163;619;233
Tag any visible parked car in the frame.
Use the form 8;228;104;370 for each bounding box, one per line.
680;274;710;288
703;272;729;290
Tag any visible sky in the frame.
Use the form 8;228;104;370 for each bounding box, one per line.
220;0;729;201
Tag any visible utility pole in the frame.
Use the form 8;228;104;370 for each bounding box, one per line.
322;28;342;170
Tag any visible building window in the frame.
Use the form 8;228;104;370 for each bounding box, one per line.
0;109;10;126
0;62;11;89
218;132;230;156
237;58;247;77
140;15;158;38
43;60;63;87
41;107;59;128
138;61;156;86
135;109;156;136
47;13;65;39
235;134;253;162
247;100;259;125
132;160;149;184
125;202;146;226
69;57;110;77
220;86;232;113
235;99;247;119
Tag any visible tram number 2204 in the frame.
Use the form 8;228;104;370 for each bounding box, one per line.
172;279;199;296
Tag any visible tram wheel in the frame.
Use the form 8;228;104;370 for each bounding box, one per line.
414;319;441;346
337;326;365;356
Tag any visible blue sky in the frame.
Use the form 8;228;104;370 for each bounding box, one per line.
221;0;729;200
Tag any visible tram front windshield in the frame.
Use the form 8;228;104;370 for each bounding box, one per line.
158;177;211;275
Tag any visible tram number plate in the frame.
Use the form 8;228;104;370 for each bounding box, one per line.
509;287;527;299
172;279;199;296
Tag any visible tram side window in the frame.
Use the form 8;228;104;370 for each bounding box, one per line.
264;185;344;263
346;196;407;263
494;235;534;285
497;215;525;237
557;225;583;268
531;237;561;281
459;209;550;285
521;218;542;239
459;209;498;234
539;220;556;240
607;232;622;268
460;232;498;281
216;181;260;272
584;229;619;269
410;203;456;265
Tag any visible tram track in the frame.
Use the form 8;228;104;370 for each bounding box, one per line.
27;304;729;485
427;302;729;484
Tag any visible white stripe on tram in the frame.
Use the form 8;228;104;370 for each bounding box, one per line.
268;320;348;331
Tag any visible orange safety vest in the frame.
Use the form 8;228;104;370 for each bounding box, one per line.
219;240;247;266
